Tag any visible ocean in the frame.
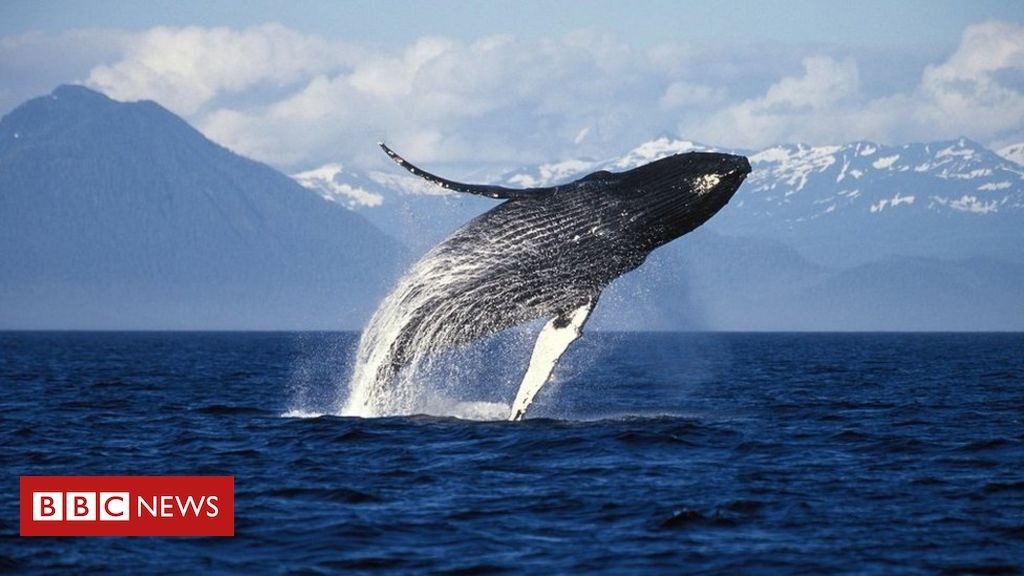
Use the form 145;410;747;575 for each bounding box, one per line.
1;331;1022;574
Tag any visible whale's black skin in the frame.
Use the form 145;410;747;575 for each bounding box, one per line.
366;144;751;394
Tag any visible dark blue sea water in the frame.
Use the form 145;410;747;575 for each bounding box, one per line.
1;332;1022;574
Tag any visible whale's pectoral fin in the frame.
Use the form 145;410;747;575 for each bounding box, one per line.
509;298;597;421
379;142;551;200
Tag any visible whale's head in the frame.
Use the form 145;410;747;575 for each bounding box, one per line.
607;151;750;250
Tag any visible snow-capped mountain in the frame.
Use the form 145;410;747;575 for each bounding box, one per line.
499;136;1024;220
505;138;711;188
297;135;1024;263
291;161;462;209
292;164;385;209
302;136;1024;222
291;159;495;253
742;138;1023;219
718;137;1024;265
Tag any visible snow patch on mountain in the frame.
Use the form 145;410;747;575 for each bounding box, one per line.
749;144;839;194
932;194;1002;214
292;162;458;209
509;159;595;188
608;137;703;170
292;164;384;208
872;155;899;169
978;181;1011;191
997;143;1024;166
870;193;915;213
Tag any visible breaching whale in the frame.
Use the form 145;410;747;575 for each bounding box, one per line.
344;143;751;420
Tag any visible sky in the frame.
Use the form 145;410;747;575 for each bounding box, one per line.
2;0;1023;170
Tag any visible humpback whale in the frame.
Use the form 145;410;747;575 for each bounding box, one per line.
344;143;750;420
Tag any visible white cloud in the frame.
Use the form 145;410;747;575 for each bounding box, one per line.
87;24;362;114
691;20;1024;149
926;20;1024;82
910;20;1024;140
659;81;726;110
3;20;1022;169
694;56;860;148
192;31;664;167
761;56;860;110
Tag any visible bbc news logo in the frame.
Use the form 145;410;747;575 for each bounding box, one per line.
20;476;233;536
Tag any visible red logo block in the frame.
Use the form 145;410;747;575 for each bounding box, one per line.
20;476;234;536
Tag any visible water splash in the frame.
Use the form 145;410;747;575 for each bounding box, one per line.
287;332;353;417
338;238;542;417
280;409;327;419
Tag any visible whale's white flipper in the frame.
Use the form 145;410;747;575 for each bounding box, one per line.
509;300;595;421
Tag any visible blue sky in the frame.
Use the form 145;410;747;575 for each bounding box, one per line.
5;0;1020;46
3;1;1023;169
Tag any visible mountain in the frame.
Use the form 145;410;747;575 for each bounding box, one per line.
498;137;1024;266
598;233;1023;332
502;137;1024;215
723;138;1024;266
292;160;497;254
3;86;1014;331
0;85;405;329
300;136;1024;264
296;135;1024;330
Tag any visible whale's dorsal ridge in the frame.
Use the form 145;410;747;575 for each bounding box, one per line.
578;170;616;183
379;142;549;200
